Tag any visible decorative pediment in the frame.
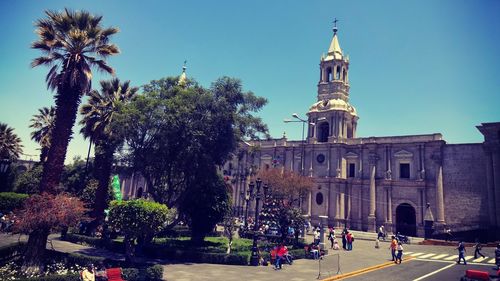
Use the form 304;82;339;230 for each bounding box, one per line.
394;150;413;158
344;152;359;159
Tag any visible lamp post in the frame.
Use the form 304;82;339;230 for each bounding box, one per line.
284;113;309;176
250;178;262;266
239;174;245;217
244;182;254;229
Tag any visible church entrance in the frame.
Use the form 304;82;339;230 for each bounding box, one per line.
396;203;417;237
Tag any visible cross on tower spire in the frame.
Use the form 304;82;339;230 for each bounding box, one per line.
333;18;339;34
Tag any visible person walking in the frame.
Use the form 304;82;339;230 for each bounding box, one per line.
495;244;500;270
395;242;404;264
473;240;485;259
314;228;321;245
390;236;398;261
456;241;467;265
378;225;385;241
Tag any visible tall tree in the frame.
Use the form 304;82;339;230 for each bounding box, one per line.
29;106;55;163
31;8;119;194
27;8;119;270
0;123;23;192
0;122;23;160
114;76;268;242
80;78;138;226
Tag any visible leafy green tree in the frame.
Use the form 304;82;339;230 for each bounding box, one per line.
180;167;231;244
29;8;119;267
60;156;94;195
114;76;267;243
80;78;137;225
29;107;55;163
14;165;43;194
79;179;114;211
108;200;171;263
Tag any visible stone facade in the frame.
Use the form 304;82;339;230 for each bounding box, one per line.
223;26;500;239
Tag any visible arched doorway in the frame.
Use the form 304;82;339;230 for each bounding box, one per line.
396;203;417;236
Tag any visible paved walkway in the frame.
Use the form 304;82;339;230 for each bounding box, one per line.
1;233;496;281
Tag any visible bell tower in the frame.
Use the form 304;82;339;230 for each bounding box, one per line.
307;21;358;143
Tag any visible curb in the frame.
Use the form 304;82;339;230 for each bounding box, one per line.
321;257;414;281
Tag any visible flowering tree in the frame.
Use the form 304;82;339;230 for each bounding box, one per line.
13;193;87;272
258;169;313;207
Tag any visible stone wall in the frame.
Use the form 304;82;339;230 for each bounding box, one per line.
442;144;488;231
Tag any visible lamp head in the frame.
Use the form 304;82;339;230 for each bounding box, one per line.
292;113;299;118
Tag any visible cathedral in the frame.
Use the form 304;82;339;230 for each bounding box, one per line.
222;25;500;239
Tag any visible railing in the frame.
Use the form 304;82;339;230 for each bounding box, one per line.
317;253;341;279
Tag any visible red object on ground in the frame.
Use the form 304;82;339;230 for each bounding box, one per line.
106;268;125;281
465;269;489;280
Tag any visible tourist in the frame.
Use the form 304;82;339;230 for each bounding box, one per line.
95;262;107;281
309;243;320;260
333;237;340;250
346;231;353;251
314;228;320;245
456;241;467;265
81;265;95;281
473;240;485;259
341;228;347;250
395;242;404;264
390;236;398;261
275;244;285;270
328;227;335;249
495;244;500;270
378;225;385;240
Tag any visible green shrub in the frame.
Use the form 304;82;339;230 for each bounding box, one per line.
16;274;80;281
122;268;140;281
145;264;163;281
63;233;103;247
0;192;28;213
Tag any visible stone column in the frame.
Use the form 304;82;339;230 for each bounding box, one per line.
387;187;393;233
484;152;497;227
339;189;345;225
308;191;312;216
367;163;377;232
346;184;352;228
491;151;500;228
435;166;445;223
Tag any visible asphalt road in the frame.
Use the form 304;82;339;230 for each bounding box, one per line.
346;259;499;281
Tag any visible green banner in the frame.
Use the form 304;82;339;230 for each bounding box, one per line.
112;175;122;201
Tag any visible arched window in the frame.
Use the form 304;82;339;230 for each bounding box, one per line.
327;67;333;82
343;69;347;81
336;66;341;80
318;122;329;143
137;187;143;198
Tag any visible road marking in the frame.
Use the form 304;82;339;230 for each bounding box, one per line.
464;255;474;261
430;254;448;260
418;253;436;259
410;252;424;257
412;263;455;281
487;258;496;264
405;251;414;255
472;257;487;263
443;255;458;261
322;257;414;280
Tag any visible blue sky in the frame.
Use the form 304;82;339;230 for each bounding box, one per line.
1;0;499;163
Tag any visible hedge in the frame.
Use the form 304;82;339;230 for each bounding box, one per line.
16;274;80;281
0;242;25;264
0;192;29;213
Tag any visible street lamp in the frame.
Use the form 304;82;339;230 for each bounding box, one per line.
250;178;262;266
239;174;245;217
284;113;308;176
244;181;254;229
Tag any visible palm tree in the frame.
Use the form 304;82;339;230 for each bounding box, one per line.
80;78;138;226
27;8;119;270
29;106;55;163
0;123;23;160
31;8;120;194
0;123;22;192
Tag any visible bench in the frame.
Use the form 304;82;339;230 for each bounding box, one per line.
106;268;125;281
464;269;490;281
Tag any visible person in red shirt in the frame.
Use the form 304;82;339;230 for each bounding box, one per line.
346;232;353;251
